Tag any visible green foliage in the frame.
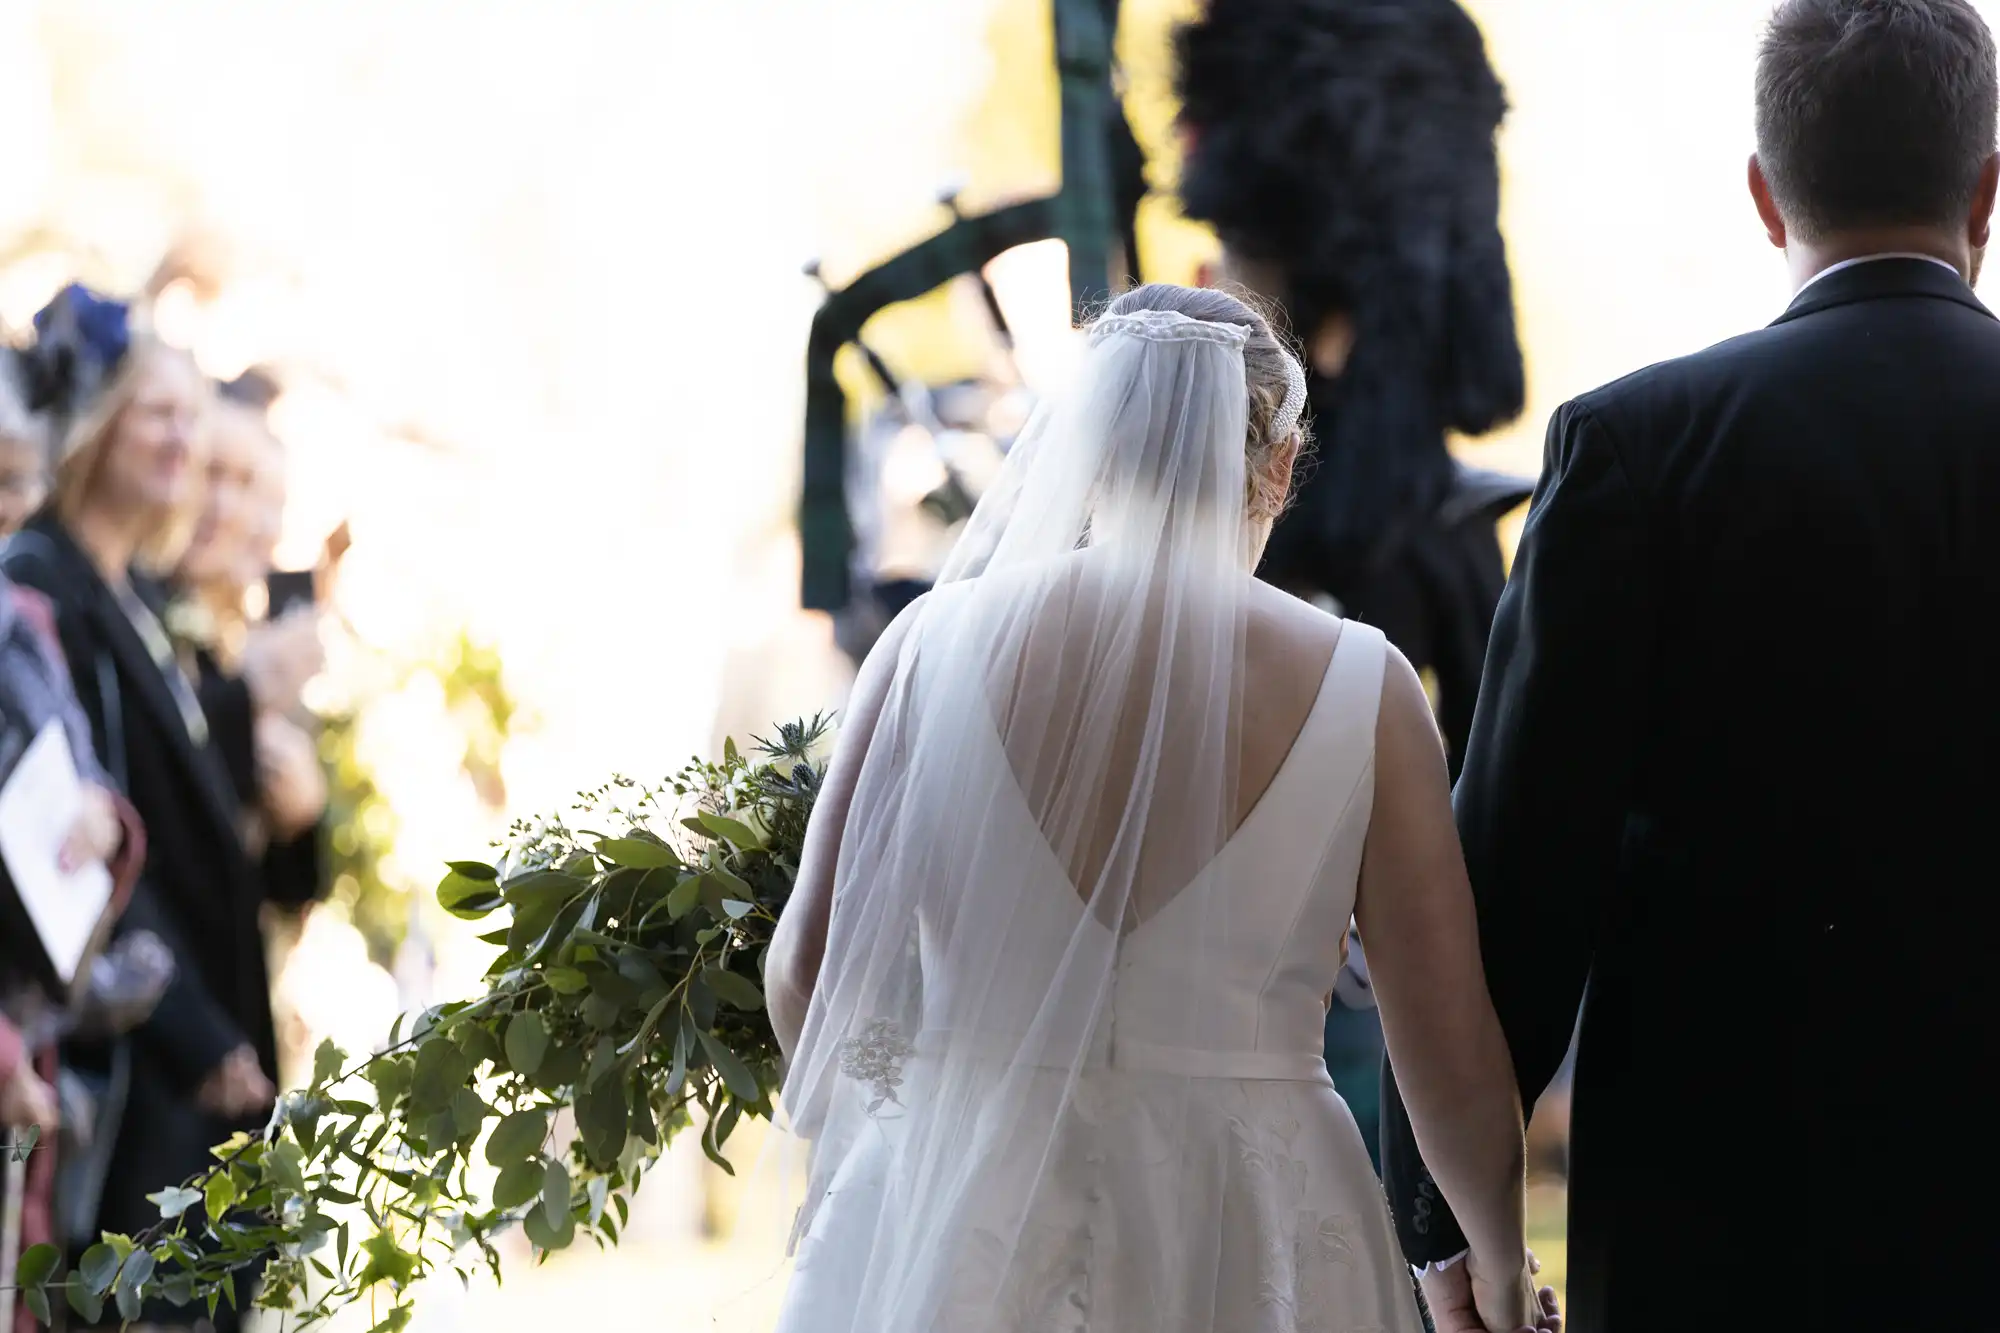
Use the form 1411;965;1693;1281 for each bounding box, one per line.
9;717;827;1330
318;704;404;963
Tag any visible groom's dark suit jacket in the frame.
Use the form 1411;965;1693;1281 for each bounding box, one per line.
1380;258;2000;1331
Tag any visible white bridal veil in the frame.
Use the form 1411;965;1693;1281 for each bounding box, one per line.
780;301;1307;1331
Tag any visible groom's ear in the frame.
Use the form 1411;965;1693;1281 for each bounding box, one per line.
1968;153;2000;250
1748;154;1788;250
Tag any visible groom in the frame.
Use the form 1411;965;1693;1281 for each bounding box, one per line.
1380;1;2000;1328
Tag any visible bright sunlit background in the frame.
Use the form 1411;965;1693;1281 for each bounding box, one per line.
6;0;1990;1326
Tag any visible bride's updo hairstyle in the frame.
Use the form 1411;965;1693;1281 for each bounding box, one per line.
1097;283;1309;521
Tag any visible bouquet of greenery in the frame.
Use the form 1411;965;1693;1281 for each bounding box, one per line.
8;718;827;1331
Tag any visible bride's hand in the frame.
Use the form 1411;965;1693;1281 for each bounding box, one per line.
1468;1247;1560;1333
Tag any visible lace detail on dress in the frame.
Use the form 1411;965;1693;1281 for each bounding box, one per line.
1236;1113;1369;1333
839;1018;916;1113
953;1217;1092;1333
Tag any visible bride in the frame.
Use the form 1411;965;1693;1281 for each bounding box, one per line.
766;284;1552;1333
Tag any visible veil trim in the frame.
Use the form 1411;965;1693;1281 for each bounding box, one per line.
1088;308;1309;443
1089;308;1251;350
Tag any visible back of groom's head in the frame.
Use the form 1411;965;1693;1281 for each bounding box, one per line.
1757;0;1999;240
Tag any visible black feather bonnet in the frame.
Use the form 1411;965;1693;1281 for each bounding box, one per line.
1176;0;1524;581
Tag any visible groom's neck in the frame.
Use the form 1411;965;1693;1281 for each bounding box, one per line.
1788;226;1971;290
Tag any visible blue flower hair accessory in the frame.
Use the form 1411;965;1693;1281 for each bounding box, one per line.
23;283;134;418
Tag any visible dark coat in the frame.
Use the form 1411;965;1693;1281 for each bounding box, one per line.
1380;258;2000;1330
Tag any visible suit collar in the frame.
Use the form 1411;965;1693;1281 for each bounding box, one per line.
1773;255;1995;326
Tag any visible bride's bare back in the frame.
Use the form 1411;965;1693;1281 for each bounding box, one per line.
983;566;1343;925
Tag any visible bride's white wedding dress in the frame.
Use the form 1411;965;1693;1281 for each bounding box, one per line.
775;302;1425;1333
779;618;1422;1333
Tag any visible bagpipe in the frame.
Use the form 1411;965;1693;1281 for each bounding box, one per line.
797;0;1143;665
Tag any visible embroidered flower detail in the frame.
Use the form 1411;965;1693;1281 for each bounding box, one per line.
1311;1213;1359;1267
954;1219;1092;1332
839;1018;916;1113
1237;1110;1380;1332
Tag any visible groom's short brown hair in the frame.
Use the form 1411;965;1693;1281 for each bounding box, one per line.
1757;0;1998;238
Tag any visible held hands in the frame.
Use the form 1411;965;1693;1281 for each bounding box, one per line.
196;1044;275;1119
1470;1247;1560;1333
1420;1250;1560;1333
60;782;123;873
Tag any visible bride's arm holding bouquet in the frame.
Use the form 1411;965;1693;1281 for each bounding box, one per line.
768;600;922;1062
1356;649;1545;1333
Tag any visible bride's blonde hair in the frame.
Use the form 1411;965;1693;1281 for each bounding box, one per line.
1097;283;1310;521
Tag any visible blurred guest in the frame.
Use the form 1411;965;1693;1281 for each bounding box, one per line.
0;355;154;930
171;391;327;908
1;361;151;1333
1;285;283;1328
0;569;151;1333
2;380;148;964
0;568;140;890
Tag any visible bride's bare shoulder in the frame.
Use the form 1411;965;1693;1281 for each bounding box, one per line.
1242;585;1427;721
1244;580;1345;658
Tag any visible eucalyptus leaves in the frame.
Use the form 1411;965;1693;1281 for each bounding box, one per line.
8;717;825;1330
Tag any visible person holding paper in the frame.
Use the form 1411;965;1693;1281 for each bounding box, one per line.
0;577;130;862
1;400;152;1333
0;573;148;1333
0;565;145;993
